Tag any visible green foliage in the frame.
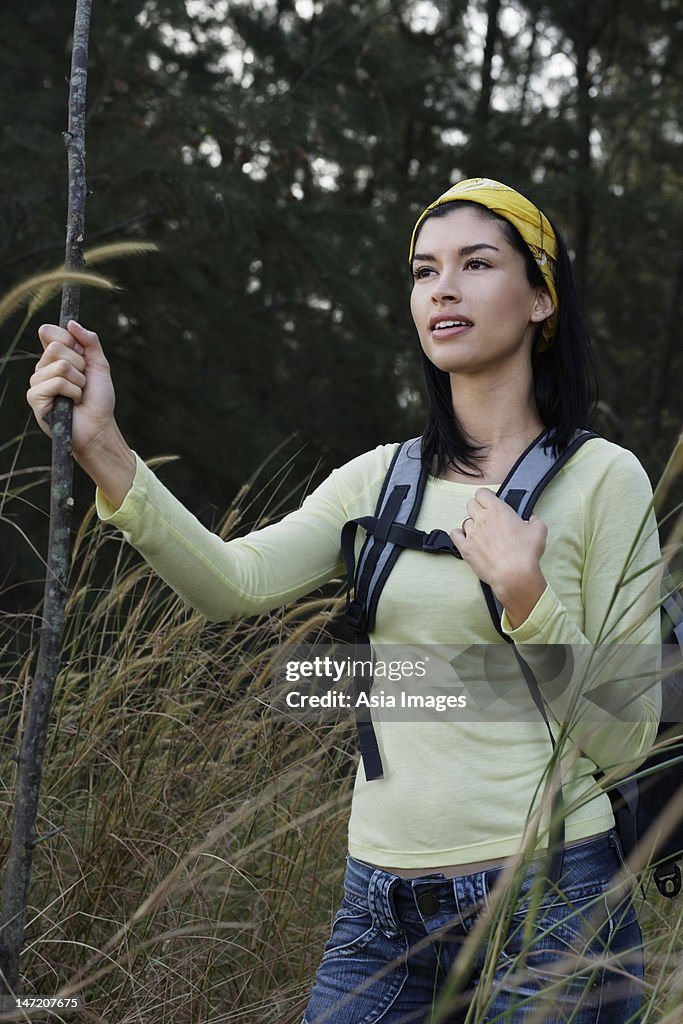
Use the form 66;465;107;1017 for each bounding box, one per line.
2;0;682;607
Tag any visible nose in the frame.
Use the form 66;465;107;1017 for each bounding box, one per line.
431;266;462;303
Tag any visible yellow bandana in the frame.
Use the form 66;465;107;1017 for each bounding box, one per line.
409;177;559;350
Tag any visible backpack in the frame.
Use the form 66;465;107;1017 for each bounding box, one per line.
341;429;683;898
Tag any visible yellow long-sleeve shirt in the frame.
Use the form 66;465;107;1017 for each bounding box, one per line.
97;436;661;867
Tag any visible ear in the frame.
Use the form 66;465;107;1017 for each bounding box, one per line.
530;287;555;324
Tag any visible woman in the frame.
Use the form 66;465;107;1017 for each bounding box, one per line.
28;177;660;1023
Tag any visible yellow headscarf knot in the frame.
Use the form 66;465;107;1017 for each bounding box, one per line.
408;177;559;351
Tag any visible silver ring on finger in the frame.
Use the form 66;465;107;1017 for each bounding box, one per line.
461;516;474;533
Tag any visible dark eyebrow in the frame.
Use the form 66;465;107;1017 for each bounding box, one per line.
412;243;500;262
460;243;500;256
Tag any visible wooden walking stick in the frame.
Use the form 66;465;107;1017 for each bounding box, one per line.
0;0;94;997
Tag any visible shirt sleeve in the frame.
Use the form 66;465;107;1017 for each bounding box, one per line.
96;453;355;621
499;446;662;773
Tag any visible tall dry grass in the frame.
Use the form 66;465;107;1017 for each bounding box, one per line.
1;442;354;1023
1;425;682;1022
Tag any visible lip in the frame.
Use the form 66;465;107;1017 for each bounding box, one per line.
429;312;474;338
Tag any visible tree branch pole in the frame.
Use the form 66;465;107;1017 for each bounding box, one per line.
0;0;93;997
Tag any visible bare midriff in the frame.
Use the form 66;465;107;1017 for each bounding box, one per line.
374;830;613;879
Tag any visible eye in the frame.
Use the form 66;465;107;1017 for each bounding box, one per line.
412;265;435;279
465;257;490;270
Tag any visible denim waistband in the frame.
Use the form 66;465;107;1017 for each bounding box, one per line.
344;830;626;937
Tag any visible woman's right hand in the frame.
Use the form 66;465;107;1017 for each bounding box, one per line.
28;320;116;456
27;320;136;509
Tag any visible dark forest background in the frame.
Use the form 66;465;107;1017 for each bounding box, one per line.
2;0;682;608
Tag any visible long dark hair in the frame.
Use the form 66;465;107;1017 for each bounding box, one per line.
416;200;598;477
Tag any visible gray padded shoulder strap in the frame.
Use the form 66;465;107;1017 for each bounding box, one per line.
354;437;424;625
496;428;598;520
487;428;599;623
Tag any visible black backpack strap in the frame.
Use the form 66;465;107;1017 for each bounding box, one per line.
484;428;599;621
662;570;683;647
480;428;599;884
342;438;460;779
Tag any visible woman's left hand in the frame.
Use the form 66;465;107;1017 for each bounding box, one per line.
450;488;548;628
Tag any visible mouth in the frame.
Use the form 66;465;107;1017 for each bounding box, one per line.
430;316;473;338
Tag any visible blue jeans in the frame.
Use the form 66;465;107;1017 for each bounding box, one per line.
301;831;643;1024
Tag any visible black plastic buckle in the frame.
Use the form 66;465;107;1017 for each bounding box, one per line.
654;862;682;899
346;598;368;635
423;529;460;557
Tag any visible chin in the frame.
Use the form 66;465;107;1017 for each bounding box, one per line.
421;345;481;374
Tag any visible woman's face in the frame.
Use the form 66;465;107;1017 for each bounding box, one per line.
409;205;553;376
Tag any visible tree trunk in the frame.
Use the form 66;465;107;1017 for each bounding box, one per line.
644;248;683;456
476;0;501;127
467;0;500;172
519;18;538;120
573;13;593;303
0;0;93;1000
